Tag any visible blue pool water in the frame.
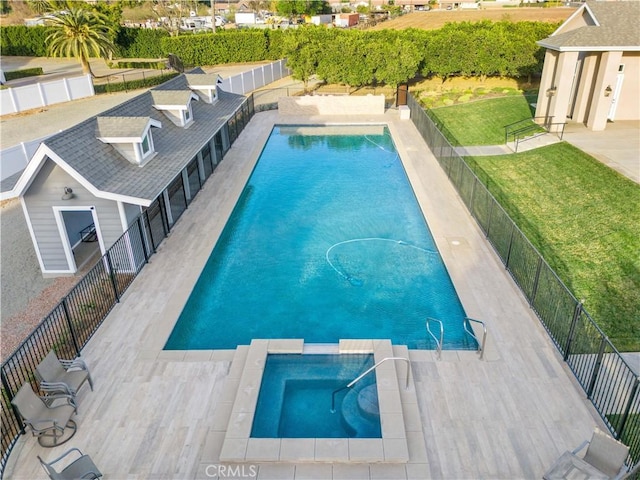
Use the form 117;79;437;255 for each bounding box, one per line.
251;354;381;438
165;125;474;350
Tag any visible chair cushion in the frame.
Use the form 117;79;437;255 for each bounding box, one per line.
583;428;629;477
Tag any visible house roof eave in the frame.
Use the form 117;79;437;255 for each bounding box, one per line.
13;144;153;207
537;40;640;52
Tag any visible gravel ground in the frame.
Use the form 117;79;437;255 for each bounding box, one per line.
0;87;144;360
0;198;81;358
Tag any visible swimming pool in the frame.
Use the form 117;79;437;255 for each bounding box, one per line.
251;354;381;438
165;125;475;350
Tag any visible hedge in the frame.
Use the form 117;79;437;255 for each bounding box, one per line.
108;60;167;70
4;67;44;81
161;30;276;66
0;26;53;57
94;72;178;94
115;28;168;58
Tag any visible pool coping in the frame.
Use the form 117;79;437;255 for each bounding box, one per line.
219;339;416;463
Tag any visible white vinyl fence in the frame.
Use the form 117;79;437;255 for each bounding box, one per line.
218;60;290;95
0;74;94;116
1;135;52;181
1;61;290;183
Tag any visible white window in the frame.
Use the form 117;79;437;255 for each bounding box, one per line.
141;133;150;154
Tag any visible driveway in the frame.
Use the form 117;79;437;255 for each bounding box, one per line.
563;120;640;184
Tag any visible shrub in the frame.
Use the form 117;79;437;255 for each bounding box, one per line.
4;67;44;81
108;60;167;70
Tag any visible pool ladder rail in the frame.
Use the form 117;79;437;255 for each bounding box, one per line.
464;317;487;360
426;317;488;360
331;357;411;413
426;317;444;359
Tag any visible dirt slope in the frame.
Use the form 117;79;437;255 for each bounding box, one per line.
370;8;576;30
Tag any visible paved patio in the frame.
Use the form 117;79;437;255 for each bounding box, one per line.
5;108;602;479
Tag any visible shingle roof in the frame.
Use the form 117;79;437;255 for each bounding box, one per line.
539;1;640;51
41;74;246;204
96;116;154;139
150;90;197;107
184;73;221;87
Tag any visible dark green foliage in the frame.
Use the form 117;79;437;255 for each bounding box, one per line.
107;60;167;70
161;30;272;66
94;72;178;93
116;28;168;58
420;21;558;80
0;26;54;56
1;20;558;87
4;67;44;81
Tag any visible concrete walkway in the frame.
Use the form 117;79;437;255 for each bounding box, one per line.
453;122;640;185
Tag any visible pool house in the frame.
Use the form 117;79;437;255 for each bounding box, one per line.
6;71;252;277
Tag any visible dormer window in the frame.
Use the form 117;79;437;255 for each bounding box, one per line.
185;73;223;104
96;116;162;166
151;90;199;128
141;133;151;155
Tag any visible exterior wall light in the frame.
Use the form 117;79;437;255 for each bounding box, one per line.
604;85;612;97
61;187;75;200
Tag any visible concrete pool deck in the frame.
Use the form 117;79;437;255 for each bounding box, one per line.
5;108;603;479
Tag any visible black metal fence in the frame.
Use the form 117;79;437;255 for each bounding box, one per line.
0;96;256;477
407;93;640;469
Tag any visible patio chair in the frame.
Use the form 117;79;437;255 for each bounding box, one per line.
543;428;630;480
10;383;78;447
38;448;102;480
35;350;94;398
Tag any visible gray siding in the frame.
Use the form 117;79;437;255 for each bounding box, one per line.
23;159;126;272
123;203;142;227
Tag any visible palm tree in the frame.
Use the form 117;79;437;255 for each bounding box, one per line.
46;8;116;77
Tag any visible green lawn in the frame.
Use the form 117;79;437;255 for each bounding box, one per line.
466;143;640;351
428;95;538;146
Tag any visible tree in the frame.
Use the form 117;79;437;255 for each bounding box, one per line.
46;8;116;77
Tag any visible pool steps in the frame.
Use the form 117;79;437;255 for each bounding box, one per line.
217;339;428;464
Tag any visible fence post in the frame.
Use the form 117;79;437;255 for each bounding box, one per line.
105;251;120;302
586;335;607;398
61;297;81;356
564;301;583;361
529;256;543;308
616;376;639;440
504;223;516;269
137;216;149;264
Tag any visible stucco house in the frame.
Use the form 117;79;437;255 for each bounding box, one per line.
535;1;640;131
2;72;253;277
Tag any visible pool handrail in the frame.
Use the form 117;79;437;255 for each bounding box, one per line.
347;357;411;390
426;317;443;360
464;317;487;360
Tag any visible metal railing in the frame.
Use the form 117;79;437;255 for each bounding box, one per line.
505;116;568;152
426;317;444;360
408;92;639;470
331;357;410;413
0;96;256;477
464;318;487;360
